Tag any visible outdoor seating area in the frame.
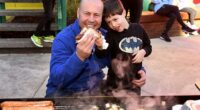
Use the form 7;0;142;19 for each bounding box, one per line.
0;0;200;110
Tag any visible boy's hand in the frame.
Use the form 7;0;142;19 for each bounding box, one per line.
132;69;146;87
132;49;146;63
95;32;109;50
95;37;103;50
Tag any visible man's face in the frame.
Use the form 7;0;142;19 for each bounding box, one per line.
105;14;127;32
77;0;103;30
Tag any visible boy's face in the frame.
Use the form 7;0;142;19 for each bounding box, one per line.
105;14;128;32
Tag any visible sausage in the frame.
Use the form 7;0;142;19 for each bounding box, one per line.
2;106;54;110
1;101;53;107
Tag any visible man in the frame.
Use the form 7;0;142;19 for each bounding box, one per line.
46;0;146;97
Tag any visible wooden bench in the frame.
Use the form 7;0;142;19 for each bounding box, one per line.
140;8;200;38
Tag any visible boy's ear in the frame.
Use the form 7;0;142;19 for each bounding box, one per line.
122;9;126;16
77;8;80;19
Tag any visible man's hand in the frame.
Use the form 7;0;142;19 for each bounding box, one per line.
132;49;146;63
132;69;146;87
76;34;96;61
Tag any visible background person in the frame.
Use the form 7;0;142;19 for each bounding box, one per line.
121;0;143;23
153;0;195;42
31;0;55;47
173;0;199;31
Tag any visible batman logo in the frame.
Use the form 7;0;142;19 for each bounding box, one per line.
119;36;142;54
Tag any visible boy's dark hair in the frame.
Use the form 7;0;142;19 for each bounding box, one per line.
103;0;124;18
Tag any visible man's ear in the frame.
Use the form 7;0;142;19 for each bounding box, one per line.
77;8;80;19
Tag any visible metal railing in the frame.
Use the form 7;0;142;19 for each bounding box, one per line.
0;2;5;23
57;0;66;30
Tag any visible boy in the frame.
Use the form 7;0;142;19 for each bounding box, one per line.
96;0;152;96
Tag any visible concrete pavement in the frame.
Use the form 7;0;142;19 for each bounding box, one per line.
142;36;200;96
0;53;50;98
0;36;200;98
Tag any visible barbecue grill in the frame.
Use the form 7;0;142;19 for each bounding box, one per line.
0;96;199;110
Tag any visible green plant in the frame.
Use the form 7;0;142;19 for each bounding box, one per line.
67;0;79;18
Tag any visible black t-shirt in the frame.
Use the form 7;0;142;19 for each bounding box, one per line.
106;23;151;59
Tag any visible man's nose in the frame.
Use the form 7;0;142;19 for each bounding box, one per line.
88;15;95;22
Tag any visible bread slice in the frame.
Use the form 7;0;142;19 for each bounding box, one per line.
76;28;101;43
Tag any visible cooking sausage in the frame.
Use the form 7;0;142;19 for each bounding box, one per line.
2;106;54;110
1;101;53;107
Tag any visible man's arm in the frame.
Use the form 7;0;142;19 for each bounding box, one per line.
50;38;85;87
